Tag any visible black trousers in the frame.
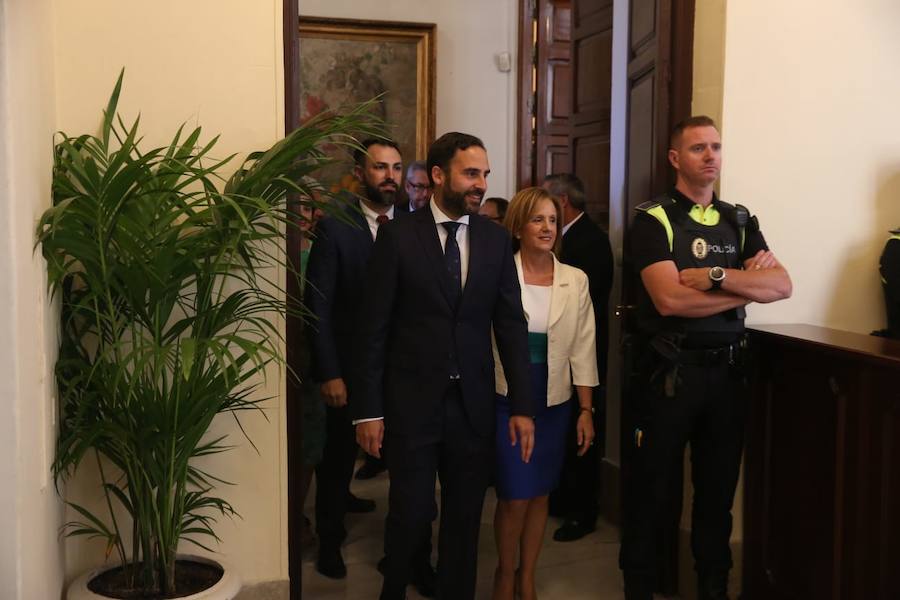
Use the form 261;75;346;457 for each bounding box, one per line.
381;383;492;600
620;354;747;599
315;404;358;548
551;386;605;525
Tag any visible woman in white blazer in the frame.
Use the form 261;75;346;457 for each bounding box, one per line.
491;187;599;600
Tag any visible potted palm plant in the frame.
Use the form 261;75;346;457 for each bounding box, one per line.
38;71;381;599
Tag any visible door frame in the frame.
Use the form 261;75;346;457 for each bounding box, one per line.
284;1;303;599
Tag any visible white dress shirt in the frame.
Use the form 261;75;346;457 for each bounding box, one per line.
430;199;470;288
359;200;395;240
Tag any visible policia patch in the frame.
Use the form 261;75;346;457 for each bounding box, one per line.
691;237;709;259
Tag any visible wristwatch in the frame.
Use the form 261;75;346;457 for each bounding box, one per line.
708;266;726;290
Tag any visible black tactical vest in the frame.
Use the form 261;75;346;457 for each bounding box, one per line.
635;195;747;339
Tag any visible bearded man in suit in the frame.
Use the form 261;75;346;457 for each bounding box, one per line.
354;132;535;600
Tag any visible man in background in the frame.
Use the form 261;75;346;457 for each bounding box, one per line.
478;196;509;225
397;159;432;212
542;173;614;542
305;138;404;579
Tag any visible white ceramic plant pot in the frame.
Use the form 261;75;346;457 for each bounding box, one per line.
67;555;241;600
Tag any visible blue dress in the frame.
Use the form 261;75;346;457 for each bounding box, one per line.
494;332;572;500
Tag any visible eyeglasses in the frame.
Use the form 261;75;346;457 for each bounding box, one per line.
406;182;432;192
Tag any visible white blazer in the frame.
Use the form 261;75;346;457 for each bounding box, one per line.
494;252;599;407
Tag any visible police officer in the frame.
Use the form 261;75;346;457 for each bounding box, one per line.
878;230;900;338
619;116;792;600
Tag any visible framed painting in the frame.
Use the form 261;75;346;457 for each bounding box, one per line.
299;16;436;191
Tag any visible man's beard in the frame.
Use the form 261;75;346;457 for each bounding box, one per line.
443;186;484;216
363;179;398;207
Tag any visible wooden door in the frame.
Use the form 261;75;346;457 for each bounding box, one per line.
569;0;613;225
517;0;573;190
618;0;694;596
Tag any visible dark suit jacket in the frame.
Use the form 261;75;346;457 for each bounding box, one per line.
353;208;533;439
560;213;614;376
305;200;402;386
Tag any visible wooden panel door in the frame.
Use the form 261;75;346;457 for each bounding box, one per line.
569;0;613;225
618;0;694;596
536;0;574;183
518;0;574;190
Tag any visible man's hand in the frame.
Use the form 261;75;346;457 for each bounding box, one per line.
679;267;713;291
320;378;347;408
356;420;384;458
744;249;778;271
508;415;535;464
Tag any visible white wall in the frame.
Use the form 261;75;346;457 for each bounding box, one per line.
0;0;66;598
299;0;520;199
721;0;900;333
50;0;289;586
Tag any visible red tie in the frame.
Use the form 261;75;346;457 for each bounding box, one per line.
376;214;389;226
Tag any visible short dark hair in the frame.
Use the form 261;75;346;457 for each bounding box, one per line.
543;173;586;211
353;137;401;168
426;132;485;186
483;197;509;219
405;160;427;178
670;115;718;149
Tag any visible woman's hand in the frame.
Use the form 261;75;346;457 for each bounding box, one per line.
576;409;595;456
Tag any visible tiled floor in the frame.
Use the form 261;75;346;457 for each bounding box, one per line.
302;465;627;599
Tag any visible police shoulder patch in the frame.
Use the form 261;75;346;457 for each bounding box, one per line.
635;196;675;213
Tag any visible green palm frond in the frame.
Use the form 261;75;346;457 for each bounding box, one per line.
39;69;383;595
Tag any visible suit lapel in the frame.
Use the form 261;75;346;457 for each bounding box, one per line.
548;254;568;329
414;208;455;309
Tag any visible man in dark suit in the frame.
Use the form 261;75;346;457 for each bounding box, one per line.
354;132;536;600
305;138;404;579
357;160;434;483
543;173;614;542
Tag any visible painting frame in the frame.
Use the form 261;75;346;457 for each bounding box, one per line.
298;16;436;161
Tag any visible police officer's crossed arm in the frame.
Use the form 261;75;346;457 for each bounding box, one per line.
633;213;750;318
679;249;792;303
640;260;751;318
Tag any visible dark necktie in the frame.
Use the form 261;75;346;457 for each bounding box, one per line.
376;214;389;226
441;222;462;305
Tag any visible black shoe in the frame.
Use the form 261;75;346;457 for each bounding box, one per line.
347;492;376;513
410;562;437;598
698;573;730;600
379;579;407;600
316;545;346;579
355;457;387;480
553;518;596;542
